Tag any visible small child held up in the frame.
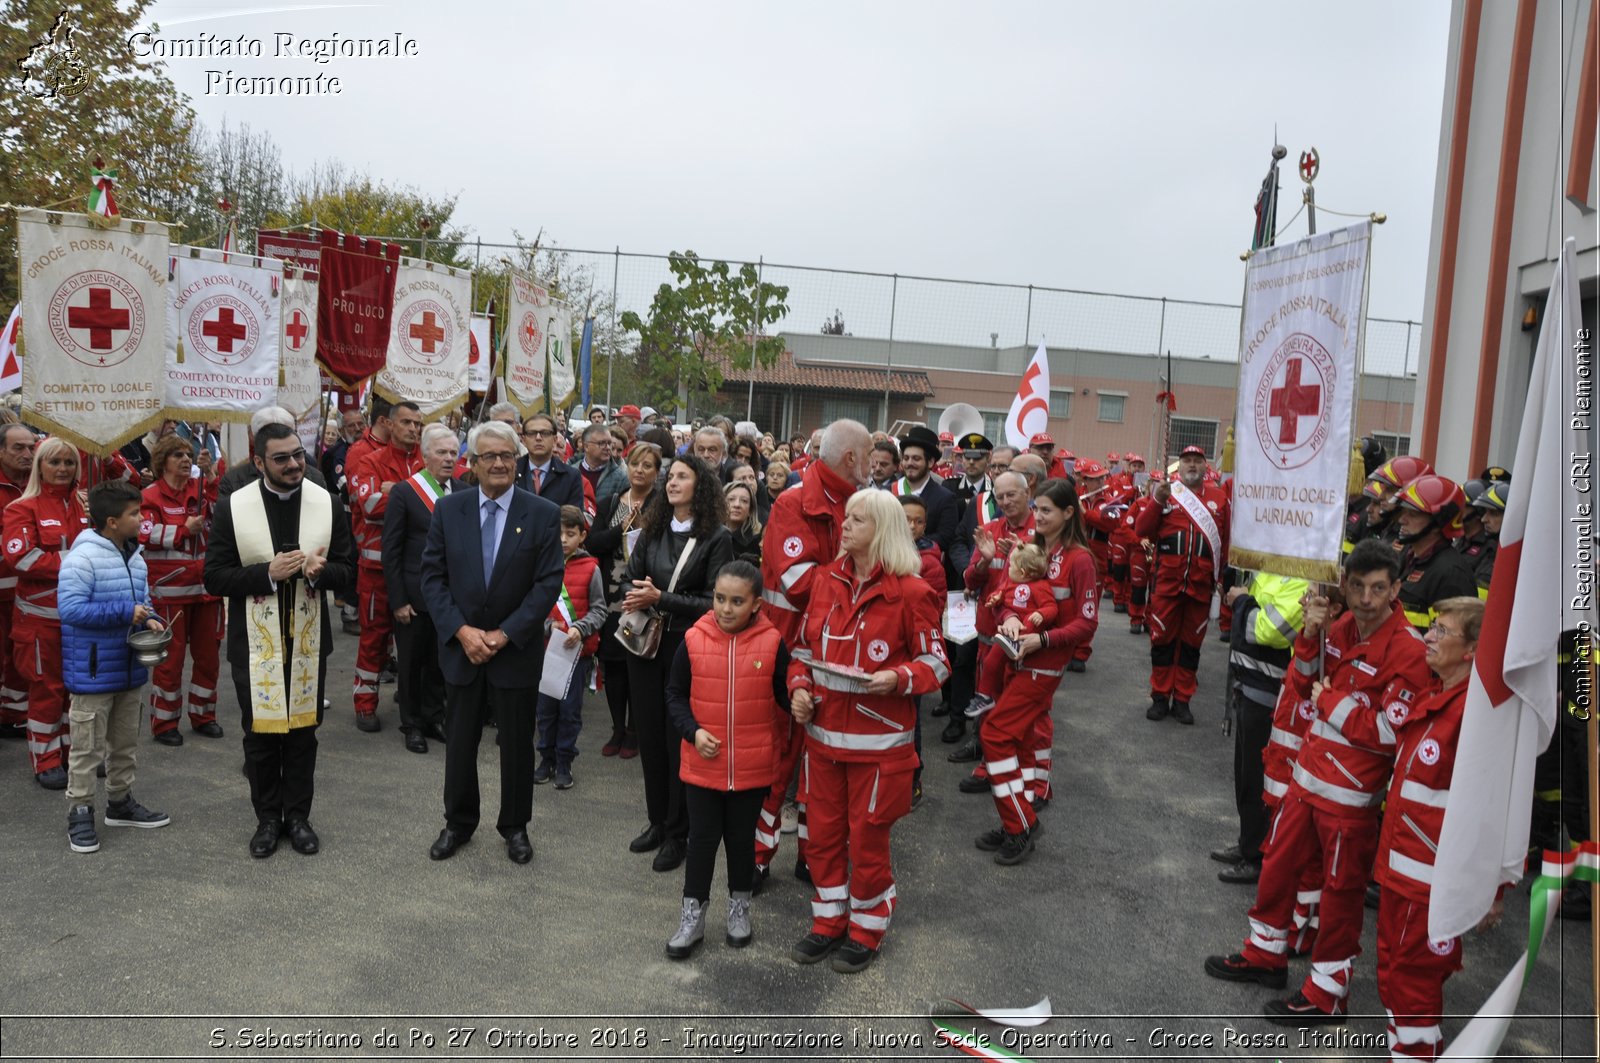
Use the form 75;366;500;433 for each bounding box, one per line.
57;480;171;853
966;543;1057;718
535;505;608;790
663;560;791;959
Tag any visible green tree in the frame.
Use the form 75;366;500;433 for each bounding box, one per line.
619;251;790;415
1;0;203;302
266;160;470;267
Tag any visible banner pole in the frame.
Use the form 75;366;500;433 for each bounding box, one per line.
746;257;762;424
605;247;618;416
1590;648;1598;1046
882;274;898;433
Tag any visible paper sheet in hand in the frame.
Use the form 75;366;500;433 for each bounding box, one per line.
539;635;582;699
945;591;977;644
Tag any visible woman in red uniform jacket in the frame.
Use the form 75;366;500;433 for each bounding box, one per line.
139;432;224;744
787;489;947;974
979;478;1099;861
3;438;89;787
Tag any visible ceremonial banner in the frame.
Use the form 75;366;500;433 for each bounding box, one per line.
1228;221;1370;583
546;298;576;411
1004;342;1051;450
316;229;400;388
374;258;471;418
504;270;548;412
17;208;168;452
165;247;282;422
468;313;492;392
278;271;321;419
579;316;594;408
255;227;322;272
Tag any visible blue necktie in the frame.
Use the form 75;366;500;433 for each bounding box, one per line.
481;498;498;581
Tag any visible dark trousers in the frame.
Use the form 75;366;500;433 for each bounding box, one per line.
1231;686;1274;861
394;610;445;735
443;672;536;837
536;656;592;766
628;630;688;842
233;658;326;825
950;639;978;713
601;655;634;738
683;784;766;901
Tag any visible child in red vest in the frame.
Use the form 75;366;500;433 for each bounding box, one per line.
534;506;607;790
663;560;792;958
966;544;1057;718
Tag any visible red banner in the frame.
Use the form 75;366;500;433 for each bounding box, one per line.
316;229;400;388
255;228;323;272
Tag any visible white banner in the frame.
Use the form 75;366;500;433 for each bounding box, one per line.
278;271;321;419
166;247;282;421
468;313;492;392
1004;342;1051;450
18;208;169;451
1229;221;1371;583
374;258;471;418
547;298;575;411
504;270;547;412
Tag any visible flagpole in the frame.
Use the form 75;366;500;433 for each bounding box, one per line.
1590;655;1598;1044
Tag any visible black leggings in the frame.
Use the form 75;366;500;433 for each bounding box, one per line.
601;656;632;736
683;784;767;902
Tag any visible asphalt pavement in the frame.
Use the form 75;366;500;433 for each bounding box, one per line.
0;606;1590;1061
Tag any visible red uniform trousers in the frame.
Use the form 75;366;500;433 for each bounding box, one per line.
1376;888;1461;1061
0;600;24;727
1108;539;1131;610
1127;545;1150;625
1262;796;1324;955
1147;588;1211;702
801;748;913;950
15;620;67;773
753;721;808;871
980;670;1060;833
149;601;223;734
353;567;391;718
1239;792;1378;1014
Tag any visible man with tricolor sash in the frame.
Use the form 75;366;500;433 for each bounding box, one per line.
382;422;457;754
205;423;356;859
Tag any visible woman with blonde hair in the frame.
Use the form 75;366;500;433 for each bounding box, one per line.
786;488;946;973
3;437;89;788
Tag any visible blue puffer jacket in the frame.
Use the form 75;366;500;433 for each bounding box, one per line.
58;531;153;694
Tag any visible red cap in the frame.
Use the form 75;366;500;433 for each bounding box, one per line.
1060;450;1075;463
1179;444;1206;459
1125;453;1145;465
617;405;641;419
1028;432;1055;447
938;431;954;443
1079;461;1106;478
1106;452;1119;462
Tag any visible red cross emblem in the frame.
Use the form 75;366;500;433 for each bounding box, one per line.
1267;358;1322;446
1298;148;1320;184
68;287;130;351
202;306;248;353
285;310;309;351
409;310;445;353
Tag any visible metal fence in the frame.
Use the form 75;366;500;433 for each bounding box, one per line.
517;244;1420;413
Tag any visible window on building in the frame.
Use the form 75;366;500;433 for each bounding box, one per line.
1049;389;1072;418
1168;416;1218;458
1369;431;1411;457
1097;392;1126;423
982;411;1007;442
822;398;875;426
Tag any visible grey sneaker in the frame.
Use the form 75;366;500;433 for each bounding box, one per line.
666;897;705;959
68;804;99;853
964;694;996;719
104;794;170;829
726;891;752;948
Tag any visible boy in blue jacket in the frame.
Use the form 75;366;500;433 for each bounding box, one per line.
58;481;169;853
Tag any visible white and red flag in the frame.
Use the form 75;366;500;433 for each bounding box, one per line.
165;246;282;422
374;257;471;418
0;304;21;393
277;270;321;419
1004;342;1051;450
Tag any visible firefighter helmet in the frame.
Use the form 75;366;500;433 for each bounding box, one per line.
1396;474;1468;540
1462;478;1487;504
1472;480;1509;513
1364;455;1434;500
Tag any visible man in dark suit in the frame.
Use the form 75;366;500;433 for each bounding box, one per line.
383;422;456;754
516;412;583;510
895;425;960;562
421;420;564;865
204;423;356;859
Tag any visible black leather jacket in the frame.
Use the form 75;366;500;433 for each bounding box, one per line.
624;525;734;631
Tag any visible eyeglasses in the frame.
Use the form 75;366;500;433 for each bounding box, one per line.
475;451;517;466
266;449;306;466
1425;622;1462;640
523;429;556;439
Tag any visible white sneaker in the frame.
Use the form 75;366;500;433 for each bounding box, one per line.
780;800;799;835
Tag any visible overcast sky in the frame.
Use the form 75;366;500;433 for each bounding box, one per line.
142;0;1451;340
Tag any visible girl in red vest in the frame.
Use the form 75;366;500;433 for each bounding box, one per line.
3;437;89;787
663;560;791;958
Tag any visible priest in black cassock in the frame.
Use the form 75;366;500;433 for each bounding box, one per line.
205;423;356;859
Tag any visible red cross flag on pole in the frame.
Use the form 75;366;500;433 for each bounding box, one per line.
374;256;472;418
164;245;283;422
1004;342;1052;451
1227;221;1372;583
0;304;21;394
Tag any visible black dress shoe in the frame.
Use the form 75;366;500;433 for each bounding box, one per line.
283;819;319;855
628;823;664;853
1218;859;1261;884
250;819;282;859
153;729;183;747
1171;701;1195;725
958;774;990;794
505;830;533;864
1210;843;1244;864
430;827;470;860
423;723;448;742
947;735;981;763
193;721;224;738
652;837;687;872
355;713;381;733
930;700;950;717
939;717;965;743
404;731;429;754
1146;697;1171;722
1066;659;1087;673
